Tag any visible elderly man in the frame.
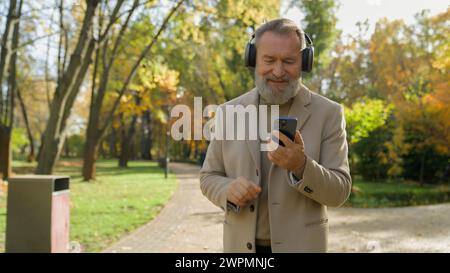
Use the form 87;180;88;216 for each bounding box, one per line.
200;18;351;253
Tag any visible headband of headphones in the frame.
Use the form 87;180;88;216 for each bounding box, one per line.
244;32;314;73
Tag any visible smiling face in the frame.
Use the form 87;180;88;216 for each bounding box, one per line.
255;31;302;104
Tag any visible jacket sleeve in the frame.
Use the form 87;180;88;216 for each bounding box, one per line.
199;137;235;212
286;104;352;207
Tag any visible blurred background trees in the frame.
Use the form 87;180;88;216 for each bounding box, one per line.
0;0;448;185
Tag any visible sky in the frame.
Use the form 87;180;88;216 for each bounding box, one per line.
282;0;449;37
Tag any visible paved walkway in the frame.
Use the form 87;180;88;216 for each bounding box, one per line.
103;163;222;253
103;163;450;253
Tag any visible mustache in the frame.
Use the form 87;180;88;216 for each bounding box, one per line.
264;74;291;82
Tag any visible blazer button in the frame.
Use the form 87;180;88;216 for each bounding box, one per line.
249;205;255;212
304;186;313;194
247;242;253;250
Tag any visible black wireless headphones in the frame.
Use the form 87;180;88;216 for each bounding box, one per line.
244;32;314;73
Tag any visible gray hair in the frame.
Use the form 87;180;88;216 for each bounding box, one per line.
254;18;306;50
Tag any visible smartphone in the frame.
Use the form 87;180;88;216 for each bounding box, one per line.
273;117;298;146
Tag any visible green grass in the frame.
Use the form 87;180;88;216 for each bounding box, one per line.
0;159;177;253
345;178;450;208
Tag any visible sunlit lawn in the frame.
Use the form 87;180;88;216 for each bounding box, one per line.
346;178;450;208
0;159;177;253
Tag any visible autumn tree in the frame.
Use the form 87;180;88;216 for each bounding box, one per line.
155;0;279;161
331;8;449;183
0;0;23;180
115;59;179;167
370;9;449;183
287;0;339;93
82;0;185;180
36;0;103;174
344;99;393;179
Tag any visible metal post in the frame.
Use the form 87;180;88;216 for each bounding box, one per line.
165;105;170;178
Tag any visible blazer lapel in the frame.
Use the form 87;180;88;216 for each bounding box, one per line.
269;84;312;183
238;84;312;179
240;89;260;174
288;84;312;131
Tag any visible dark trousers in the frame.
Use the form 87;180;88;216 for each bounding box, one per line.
255;245;272;253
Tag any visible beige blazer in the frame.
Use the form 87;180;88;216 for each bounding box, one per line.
199;85;351;253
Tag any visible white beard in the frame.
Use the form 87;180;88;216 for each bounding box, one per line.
255;71;300;105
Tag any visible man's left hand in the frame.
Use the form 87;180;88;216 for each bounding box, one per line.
268;130;306;174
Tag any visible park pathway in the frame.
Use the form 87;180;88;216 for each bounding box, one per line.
103;162;450;253
103;162;222;253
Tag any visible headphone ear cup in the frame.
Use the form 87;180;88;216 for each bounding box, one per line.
301;47;314;73
245;43;256;68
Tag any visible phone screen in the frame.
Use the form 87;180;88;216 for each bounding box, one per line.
273;117;297;146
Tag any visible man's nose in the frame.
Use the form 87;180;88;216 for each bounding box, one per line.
272;61;285;78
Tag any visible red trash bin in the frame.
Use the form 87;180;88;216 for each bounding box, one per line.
5;175;70;253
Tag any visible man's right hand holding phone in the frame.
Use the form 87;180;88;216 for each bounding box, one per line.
226;176;261;207
268;130;307;178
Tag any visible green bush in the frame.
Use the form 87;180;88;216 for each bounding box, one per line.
353;126;392;180
64;134;85;158
12;128;29;160
402;145;449;184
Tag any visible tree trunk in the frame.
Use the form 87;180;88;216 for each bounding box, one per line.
119;92;139;168
183;142;191;159
82;97;101;180
99;140;106;159
55;131;67;163
141;110;153;160
130;137;136;160
118;114;128;168
82;136;100;181
110;128;117;158
16;88;35;162
118;141;129;168
81;0;138;178
0;0;22;180
119;114;138;168
194;140;199;160
419;152;426;186
148;125;153;160
36;91;65;174
36;0;99;174
119;118;128;168
64;138;70;157
36;133;44;163
82;0;184;173
98;0;185;143
37;40;95;173
0;127;12;180
0;0;16;92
